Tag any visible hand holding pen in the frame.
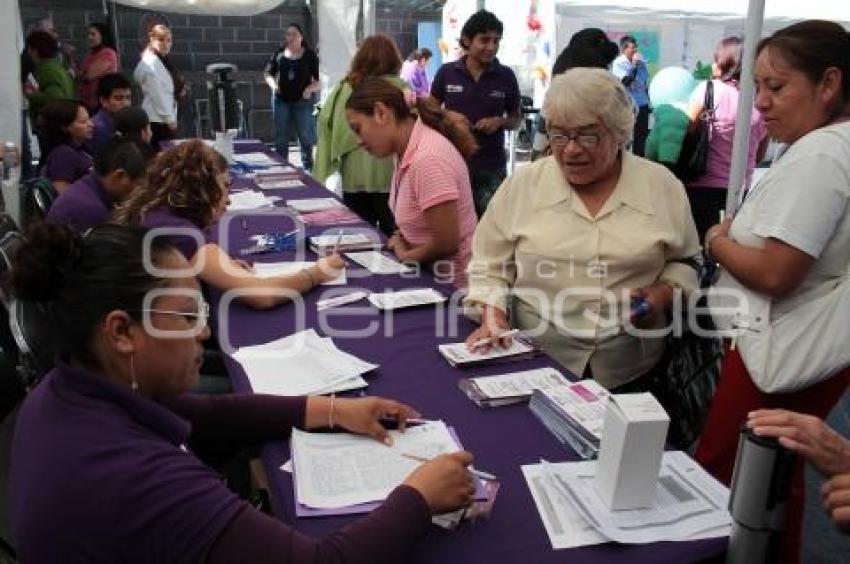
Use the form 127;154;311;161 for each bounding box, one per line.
465;305;513;353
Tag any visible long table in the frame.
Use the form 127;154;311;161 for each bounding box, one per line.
211;142;726;563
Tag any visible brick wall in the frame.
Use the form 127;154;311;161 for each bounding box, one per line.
21;0;438;141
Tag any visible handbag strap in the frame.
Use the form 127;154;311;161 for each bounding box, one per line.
702;80;715;123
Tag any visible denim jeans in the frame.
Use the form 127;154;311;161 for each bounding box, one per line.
469;166;507;217
272;95;316;170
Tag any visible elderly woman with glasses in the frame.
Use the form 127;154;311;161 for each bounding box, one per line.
464;68;700;391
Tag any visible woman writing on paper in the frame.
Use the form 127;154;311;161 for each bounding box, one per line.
113;140;344;310
463;69;700;391
345;77;478;288
696;21;850;562
8;223;477;562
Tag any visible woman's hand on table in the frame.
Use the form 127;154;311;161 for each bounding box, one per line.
403;451;476;514
465;306;511;354
314;253;345;284
332;396;421;445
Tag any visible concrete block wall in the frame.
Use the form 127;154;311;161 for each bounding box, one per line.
21;0;438;142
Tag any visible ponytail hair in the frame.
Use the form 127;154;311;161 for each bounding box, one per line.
346;77;478;159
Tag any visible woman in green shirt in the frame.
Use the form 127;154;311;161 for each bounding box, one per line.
314;34;410;236
24;30;74;126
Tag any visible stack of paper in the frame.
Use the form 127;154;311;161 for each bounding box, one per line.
287;197;344;213
227;190;276;211
528;380;610;459
522;451;731;549
299;207;363;226
309;233;381;254
232;329;375;395
253;261;346;285
437;335;539;367
367;288;445;310
458;367;573;408
257;177;304;190
345;251;414;274
235;152;278;166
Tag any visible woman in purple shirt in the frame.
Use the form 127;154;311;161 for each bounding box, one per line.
39;99;95;193
113;140;345;310
400;48;432;98
8;223;475;563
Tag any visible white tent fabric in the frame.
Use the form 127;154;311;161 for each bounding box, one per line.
1;0;22;149
112;0;285;16
317;0;363;100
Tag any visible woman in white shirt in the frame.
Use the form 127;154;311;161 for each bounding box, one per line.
133;24;182;149
696;21;850;564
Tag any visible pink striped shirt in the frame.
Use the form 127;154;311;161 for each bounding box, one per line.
390;119;477;287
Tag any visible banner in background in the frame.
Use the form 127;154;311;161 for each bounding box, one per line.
1;0;22;147
440;0;477;63
486;0;555;104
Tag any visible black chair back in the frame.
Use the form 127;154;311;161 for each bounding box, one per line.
20;178;57;228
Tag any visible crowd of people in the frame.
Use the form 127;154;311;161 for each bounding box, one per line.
8;9;850;564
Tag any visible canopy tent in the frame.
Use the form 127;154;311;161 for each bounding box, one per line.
112;0;288;16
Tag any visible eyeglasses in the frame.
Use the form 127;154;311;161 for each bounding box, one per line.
548;131;602;149
144;300;210;327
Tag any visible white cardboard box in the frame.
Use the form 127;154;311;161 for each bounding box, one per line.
593;393;670;510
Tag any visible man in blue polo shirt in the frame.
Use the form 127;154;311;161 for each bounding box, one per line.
612;35;651;156
88;73;132;157
47;137;151;232
431;9;521;217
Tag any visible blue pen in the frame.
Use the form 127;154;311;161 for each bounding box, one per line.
631;297;652;319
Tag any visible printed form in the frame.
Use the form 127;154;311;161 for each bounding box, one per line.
292;421;461;509
522;451;731;549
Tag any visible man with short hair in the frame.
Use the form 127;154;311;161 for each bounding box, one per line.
89;73;133;157
612;35;651;156
431;9;521;217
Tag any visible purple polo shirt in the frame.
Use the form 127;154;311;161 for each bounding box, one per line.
430;56;520;172
9;362;249;562
46;172;113;231
43;143;94;185
141;207;206;261
89;109;115;157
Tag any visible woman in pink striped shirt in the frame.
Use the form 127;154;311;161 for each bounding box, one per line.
345;77;478;287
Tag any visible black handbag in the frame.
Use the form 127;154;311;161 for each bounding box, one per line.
674;80;715;182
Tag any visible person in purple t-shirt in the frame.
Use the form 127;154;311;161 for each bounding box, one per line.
113;140;345;310
39;98;94;193
431;10;521;217
8;223;476;563
47;137;152;232
400;47;432;98
88;72;133;158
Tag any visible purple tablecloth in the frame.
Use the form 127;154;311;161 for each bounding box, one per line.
209;142;726;563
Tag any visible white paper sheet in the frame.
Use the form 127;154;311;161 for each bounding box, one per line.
257;178;305;190
309;233;376;250
227;190;275;211
522;451;731;549
286;198;344;213
292;421;461;509
367;288;445;310
316;291;370;311
253;261;346;285
235;152;278;165
469;368;571;400
345;251;414;275
233;329;375;395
